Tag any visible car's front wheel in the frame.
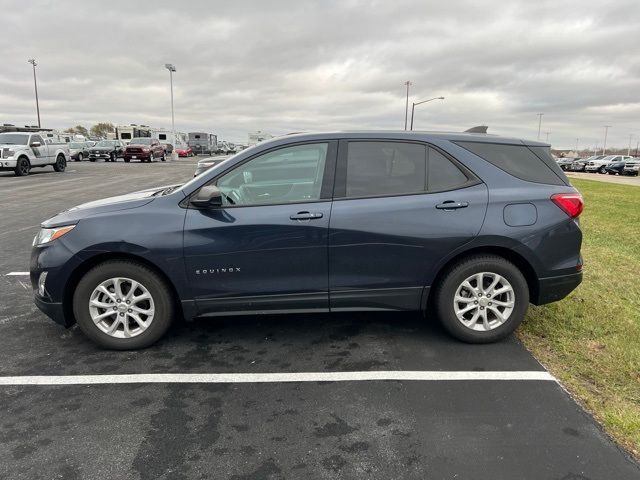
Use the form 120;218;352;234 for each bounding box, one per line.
434;255;529;343
73;260;174;349
598;166;606;174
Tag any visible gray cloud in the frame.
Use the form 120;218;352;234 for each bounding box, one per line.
1;0;638;149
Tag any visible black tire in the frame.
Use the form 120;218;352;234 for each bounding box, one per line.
73;260;174;350
598;166;606;174
53;154;66;172
109;152;116;162
433;255;529;343
124;158;130;163
78;153;83;162
161;153;166;162
14;156;31;176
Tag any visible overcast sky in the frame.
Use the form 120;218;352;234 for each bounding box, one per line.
1;0;639;149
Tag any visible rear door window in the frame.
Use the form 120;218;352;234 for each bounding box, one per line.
427;147;470;191
344;141;426;198
456;142;568;185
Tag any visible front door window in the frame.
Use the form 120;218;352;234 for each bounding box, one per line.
216;143;328;207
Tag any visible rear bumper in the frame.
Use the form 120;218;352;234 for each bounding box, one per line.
533;271;583;305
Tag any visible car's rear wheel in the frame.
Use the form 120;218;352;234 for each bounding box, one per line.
598;166;606;174
73;260;174;349
77;153;83;161
434;255;529;343
53;154;66;172
109;152;116;162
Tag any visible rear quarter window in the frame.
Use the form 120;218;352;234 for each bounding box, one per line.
455;142;568;186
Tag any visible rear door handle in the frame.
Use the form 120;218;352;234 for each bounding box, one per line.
290;211;324;220
436;201;469;210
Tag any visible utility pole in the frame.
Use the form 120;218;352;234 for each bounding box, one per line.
575;138;579;153
164;64;176;148
27;59;41;128
628;134;633;156
403;81;412;130
536;113;543;140
545;131;550;143
602;125;611;155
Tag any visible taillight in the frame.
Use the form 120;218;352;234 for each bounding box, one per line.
551;192;584;218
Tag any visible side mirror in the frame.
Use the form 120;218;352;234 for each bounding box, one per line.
191;185;223;208
30;141;41;147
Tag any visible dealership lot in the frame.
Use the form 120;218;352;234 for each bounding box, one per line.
1;161;638;479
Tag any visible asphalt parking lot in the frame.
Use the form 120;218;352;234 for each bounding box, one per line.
566;171;640;186
1;159;639;480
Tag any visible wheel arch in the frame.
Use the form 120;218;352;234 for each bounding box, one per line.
423;245;539;310
62;252;184;326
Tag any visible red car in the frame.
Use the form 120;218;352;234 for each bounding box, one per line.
123;138;166;163
175;146;194;157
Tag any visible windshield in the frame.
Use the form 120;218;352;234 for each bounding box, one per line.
0;133;29;145
131;138;151;145
96;141;114;147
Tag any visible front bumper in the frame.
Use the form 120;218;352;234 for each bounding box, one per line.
0;159;18;169
534;271;583;305
34;295;70;327
124;152;151;160
89;153;112;159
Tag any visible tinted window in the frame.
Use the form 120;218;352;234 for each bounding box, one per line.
32;135;44;144
456;142;566;185
217;143;328;207
345;142;426;197
528;146;570;184
159;134;167;140
428;147;469;191
120;132;132;140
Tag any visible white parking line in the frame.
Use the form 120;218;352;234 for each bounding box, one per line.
0;371;556;385
6;272;29;276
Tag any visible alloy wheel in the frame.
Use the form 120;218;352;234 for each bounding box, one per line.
88;277;155;338
453;272;515;331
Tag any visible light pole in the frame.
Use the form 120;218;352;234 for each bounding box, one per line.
545;131;550;143
628;133;634;156
27;59;41;128
575;138;579;153
403;81;412;131
410;97;445;131
536;113;543;140
602;125;611;155
164;63;176;148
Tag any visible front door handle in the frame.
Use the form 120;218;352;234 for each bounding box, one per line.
290;211;324;221
436;201;469;210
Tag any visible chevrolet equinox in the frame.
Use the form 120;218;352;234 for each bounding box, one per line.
31;131;583;349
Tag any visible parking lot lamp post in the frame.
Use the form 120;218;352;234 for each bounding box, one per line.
545;131;550;143
575;138;579;153
27;59;41;128
403;81;412;130
602;126;611;155
410;97;445;131
164;64;176;148
628;134;633;156
536;113;543;140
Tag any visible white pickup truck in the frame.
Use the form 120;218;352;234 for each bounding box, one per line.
0;131;69;176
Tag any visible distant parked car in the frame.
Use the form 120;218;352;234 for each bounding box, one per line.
0;132;69;176
68;142;90;161
585;155;631;174
556;157;578;171
123;137;165;163
89;140;125;162
161;143;174;154
176;145;194;157
622;158;640;176
193;156;228;176
605;157;633;175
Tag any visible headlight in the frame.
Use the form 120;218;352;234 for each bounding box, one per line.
33;225;76;246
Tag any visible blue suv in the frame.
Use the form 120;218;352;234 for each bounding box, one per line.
31;132;583;349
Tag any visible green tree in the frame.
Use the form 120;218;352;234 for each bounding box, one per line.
90;122;115;138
